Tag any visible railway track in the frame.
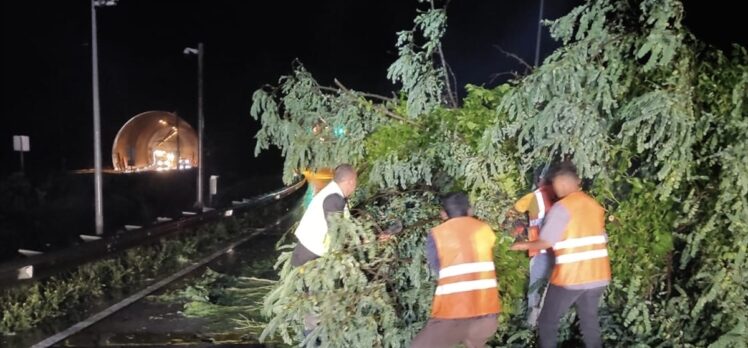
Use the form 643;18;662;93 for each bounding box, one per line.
0;180;305;287
1;181;305;347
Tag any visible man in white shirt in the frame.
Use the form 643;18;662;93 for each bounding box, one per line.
291;163;357;266
290;164;357;341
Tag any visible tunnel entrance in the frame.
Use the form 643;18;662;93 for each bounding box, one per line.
112;111;198;172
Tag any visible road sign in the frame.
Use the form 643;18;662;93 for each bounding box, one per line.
13;135;30;152
13;135;30;173
210;175;219;196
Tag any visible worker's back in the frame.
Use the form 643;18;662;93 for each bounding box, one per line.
430;216;500;319
550;191;610;288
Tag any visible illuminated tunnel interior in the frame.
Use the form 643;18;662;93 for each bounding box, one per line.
112;111;198;172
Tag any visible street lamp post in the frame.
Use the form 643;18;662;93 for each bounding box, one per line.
534;0;545;67
184;43;204;208
91;0;117;235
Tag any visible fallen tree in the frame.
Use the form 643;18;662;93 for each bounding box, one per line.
252;0;747;346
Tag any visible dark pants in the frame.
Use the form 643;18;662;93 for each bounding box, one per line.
527;252;553;327
291;243;319;267
410;314;497;348
290;243;321;342
538;285;605;348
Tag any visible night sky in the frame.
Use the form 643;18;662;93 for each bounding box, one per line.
2;0;744;180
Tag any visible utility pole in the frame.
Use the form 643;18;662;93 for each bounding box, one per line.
91;0;117;235
184;43;204;208
534;0;545;67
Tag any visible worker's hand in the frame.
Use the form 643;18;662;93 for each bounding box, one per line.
511;219;527;237
378;234;393;242
510;242;529;251
377;220;403;242
378;219;403;242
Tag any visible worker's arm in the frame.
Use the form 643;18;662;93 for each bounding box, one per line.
323;194;346;224
425;230;440;273
510;239;552;251
510;204;570;251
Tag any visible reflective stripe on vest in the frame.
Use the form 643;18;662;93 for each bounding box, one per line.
550;192;611;287
554;235;607;250
534;190;546;220
430;217;500;319
435;279;498;295
556;248;608;264
438;261;495;279
529;218;547;254
528;186;554;257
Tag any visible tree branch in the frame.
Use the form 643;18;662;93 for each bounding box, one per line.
494;45;533;73
489;71;521;84
425;0;458;107
333;79;395;102
376;105;420;126
438;43;459;108
320;84;393;101
333;79;419;126
446;60;459;101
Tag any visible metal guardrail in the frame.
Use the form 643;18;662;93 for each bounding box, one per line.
0;180;305;288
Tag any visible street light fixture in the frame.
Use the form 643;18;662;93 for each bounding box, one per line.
91;0;117;235
184;43;205;208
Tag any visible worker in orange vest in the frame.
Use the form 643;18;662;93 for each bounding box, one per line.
512;167;557;327
511;162;610;348
411;192;500;348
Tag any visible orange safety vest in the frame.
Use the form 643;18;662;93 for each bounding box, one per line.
430;217;501;319
528;184;555;257
549;191;611;287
